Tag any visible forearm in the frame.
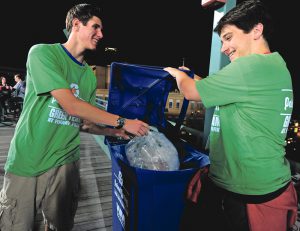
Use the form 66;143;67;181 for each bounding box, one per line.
81;119;130;139
80;121;115;136
176;73;201;101
72;99;120;126
164;67;202;101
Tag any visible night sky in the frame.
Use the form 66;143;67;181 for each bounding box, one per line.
1;0;298;117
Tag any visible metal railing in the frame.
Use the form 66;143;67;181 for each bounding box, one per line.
95;96;107;110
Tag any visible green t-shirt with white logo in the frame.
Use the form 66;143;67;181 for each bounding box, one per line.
196;52;293;195
5;43;97;176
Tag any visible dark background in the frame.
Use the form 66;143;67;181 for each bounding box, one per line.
0;0;298;117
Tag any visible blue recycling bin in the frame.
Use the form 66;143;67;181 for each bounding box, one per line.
105;62;210;231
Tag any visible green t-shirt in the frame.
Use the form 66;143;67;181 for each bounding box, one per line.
196;52;293;195
5;43;97;176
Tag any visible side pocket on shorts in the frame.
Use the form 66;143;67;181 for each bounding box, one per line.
0;190;17;228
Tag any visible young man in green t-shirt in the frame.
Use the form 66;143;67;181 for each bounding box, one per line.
164;0;297;230
0;4;149;231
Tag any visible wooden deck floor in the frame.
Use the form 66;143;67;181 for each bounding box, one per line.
0;123;112;231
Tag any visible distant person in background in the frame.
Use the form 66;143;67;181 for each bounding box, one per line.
6;74;26;116
0;76;12;115
1;76;11;90
0;3;149;231
164;0;297;230
11;73;26;98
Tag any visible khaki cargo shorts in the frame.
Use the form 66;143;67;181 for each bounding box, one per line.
0;160;80;231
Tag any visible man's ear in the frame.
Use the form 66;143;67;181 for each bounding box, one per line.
72;18;81;31
253;23;264;40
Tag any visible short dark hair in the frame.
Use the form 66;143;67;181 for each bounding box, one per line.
14;73;22;80
214;0;273;43
65;3;102;33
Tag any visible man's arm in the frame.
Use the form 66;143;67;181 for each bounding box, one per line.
164;67;202;101
80;119;130;139
178;66;202;81
51;88;149;136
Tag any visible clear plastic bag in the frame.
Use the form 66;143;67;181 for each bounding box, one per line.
125;130;180;171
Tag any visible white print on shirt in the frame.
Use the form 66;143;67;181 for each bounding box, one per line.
280;89;293;134
47;83;82;128
281;112;291;134
284;97;293;110
70;83;79;97
51;97;57;104
47;106;81;127
211;106;220;133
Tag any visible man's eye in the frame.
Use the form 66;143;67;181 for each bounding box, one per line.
93;25;102;30
225;36;231;41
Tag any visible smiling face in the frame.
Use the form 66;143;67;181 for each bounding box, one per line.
76;16;103;51
220;24;253;62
